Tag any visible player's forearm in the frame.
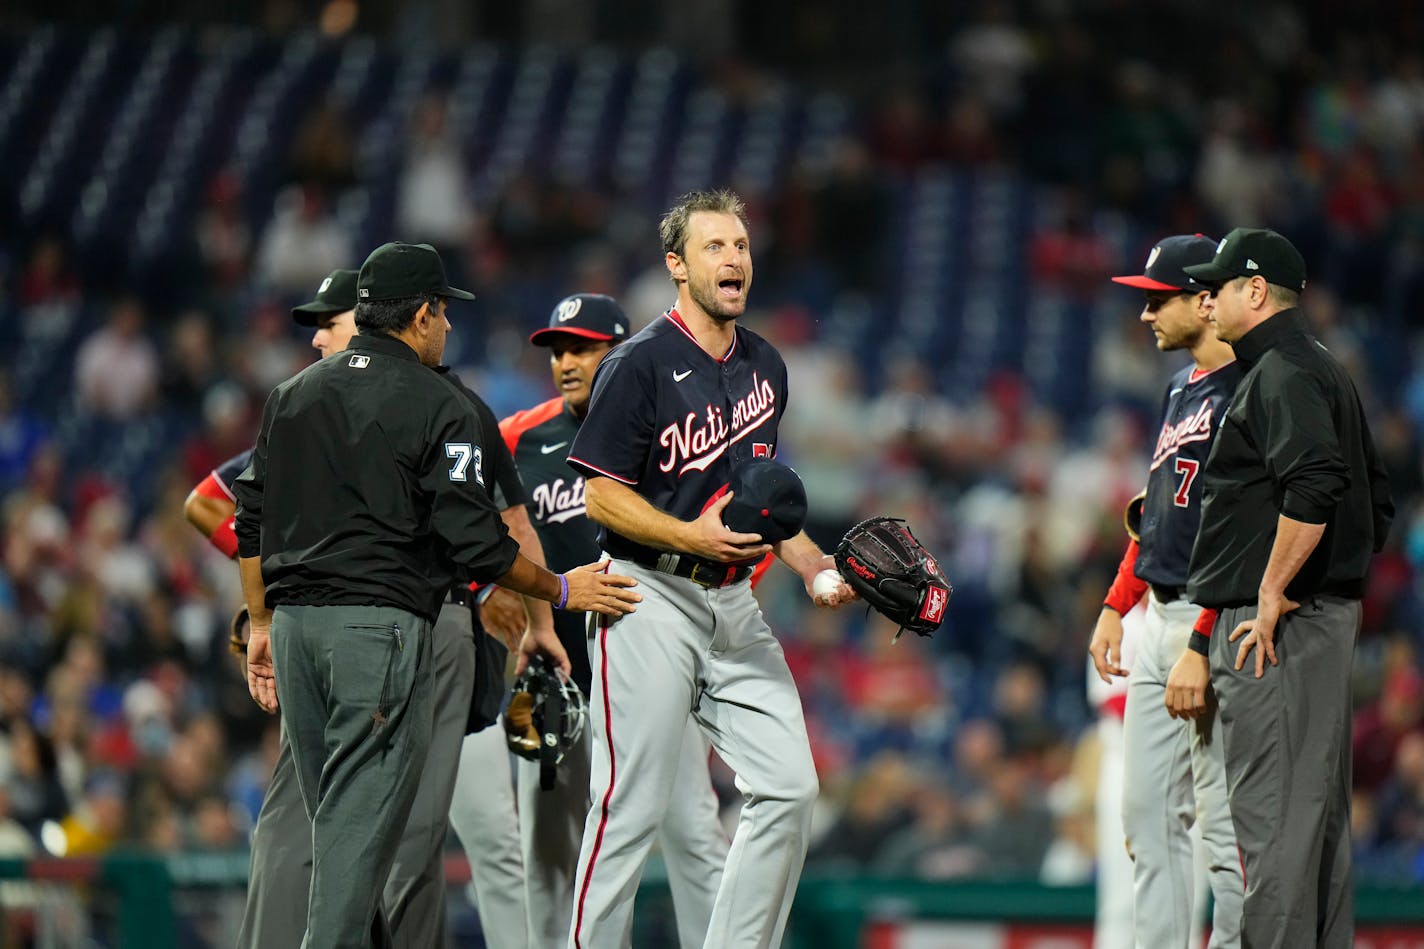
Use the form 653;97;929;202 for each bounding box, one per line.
501;505;552;631
584;476;696;552
239;555;272;626
774;531;829;583
1259;514;1326;598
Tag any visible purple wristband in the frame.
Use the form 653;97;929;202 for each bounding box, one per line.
555;574;569;610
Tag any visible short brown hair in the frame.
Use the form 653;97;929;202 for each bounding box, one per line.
659;189;748;258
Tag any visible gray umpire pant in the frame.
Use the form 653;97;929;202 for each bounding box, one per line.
270;603;433;949
1211;596;1359;949
239;601;472;949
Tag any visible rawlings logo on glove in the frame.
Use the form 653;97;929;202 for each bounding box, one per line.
834;516;952;639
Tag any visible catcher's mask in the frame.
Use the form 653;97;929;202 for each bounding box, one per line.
505;656;587;790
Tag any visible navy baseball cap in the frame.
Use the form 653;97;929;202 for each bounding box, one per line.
291;269;358;326
721;457;807;544
1111;234;1217;292
1183;227;1308;291
529;294;630;346
357;242;475;303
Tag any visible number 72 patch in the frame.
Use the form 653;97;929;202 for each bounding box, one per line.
445;443;484;485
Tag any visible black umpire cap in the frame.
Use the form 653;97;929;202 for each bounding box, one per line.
721;457;807;544
529;294;630;346
291;269;359;326
357;242;475;303
1183;227;1308;292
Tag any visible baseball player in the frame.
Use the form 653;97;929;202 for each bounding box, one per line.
564;190;856;948
457;292;730;948
1087;235;1244;948
185;268;544;948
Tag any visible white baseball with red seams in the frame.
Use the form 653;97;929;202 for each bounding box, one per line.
812;568;842;599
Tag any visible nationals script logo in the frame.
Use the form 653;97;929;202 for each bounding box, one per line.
658;372;777;475
1150;399;1214;470
531;477;586;524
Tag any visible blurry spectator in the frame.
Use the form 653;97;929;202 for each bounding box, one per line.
73;297;160;420
0;783;35;857
1195;100;1282;228
0;370;50;494
253;185;351;296
806;752;917;870
54;770;126;856
1355;651;1424;793
159;310;223;406
286;96;357;192
868;355;956;476
5;720;68;837
991;662;1059;759
780;349;870;550
812;140;888;293
195;170;252;293
1369;731;1424;875
966;758;1055;879
395;93;474;263
16;235;79;309
1028;188;1114;300
947;0;1035;118
873;783;976;879
190;791;241;850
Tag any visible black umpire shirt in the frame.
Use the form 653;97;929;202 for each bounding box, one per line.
234;332;519;622
1187;309;1393;608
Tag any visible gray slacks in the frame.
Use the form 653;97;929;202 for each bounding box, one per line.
1212;595;1359;949
239;601;473;949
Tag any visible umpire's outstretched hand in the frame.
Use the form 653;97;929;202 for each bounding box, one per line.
563;561;641;617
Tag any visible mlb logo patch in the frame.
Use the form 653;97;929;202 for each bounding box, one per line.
919;585;949;625
348;354;371;368
752;442;772;458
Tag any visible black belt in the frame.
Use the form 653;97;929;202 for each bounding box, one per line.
445;585;476;609
1150;583;1188;602
630;551;753;589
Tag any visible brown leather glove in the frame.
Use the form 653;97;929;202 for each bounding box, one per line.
503;690;541;758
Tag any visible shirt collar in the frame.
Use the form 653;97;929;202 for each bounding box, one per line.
1231;308;1309;367
350;332;421;363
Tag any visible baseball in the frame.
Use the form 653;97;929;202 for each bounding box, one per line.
812;568;842;599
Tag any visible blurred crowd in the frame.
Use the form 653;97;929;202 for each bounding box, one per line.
1;1;1423;918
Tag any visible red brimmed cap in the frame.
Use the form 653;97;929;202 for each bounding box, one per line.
529;294;630;346
1111;234;1217;292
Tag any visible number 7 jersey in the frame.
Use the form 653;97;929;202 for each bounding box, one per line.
1134;360;1243;589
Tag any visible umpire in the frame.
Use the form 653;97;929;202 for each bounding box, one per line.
233;241;639;948
1165;228;1393;948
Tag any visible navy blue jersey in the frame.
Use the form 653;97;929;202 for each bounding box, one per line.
567;309;788;559
214;449;254;495
501;396;599;692
1135;360;1244;587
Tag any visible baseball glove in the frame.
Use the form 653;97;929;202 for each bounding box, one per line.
229;605;250;655
1123;490;1146;543
835;516;952;639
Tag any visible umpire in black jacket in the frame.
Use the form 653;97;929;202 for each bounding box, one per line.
1164;228;1392;949
233;241;639;949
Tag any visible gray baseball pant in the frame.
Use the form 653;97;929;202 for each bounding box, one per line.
516;713;727;948
569;563;818;949
1211;596;1359;949
270;603;432;949
1122;592;1241;948
448;722;531;949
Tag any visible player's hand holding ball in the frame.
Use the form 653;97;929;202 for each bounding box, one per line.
810;567;853;607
